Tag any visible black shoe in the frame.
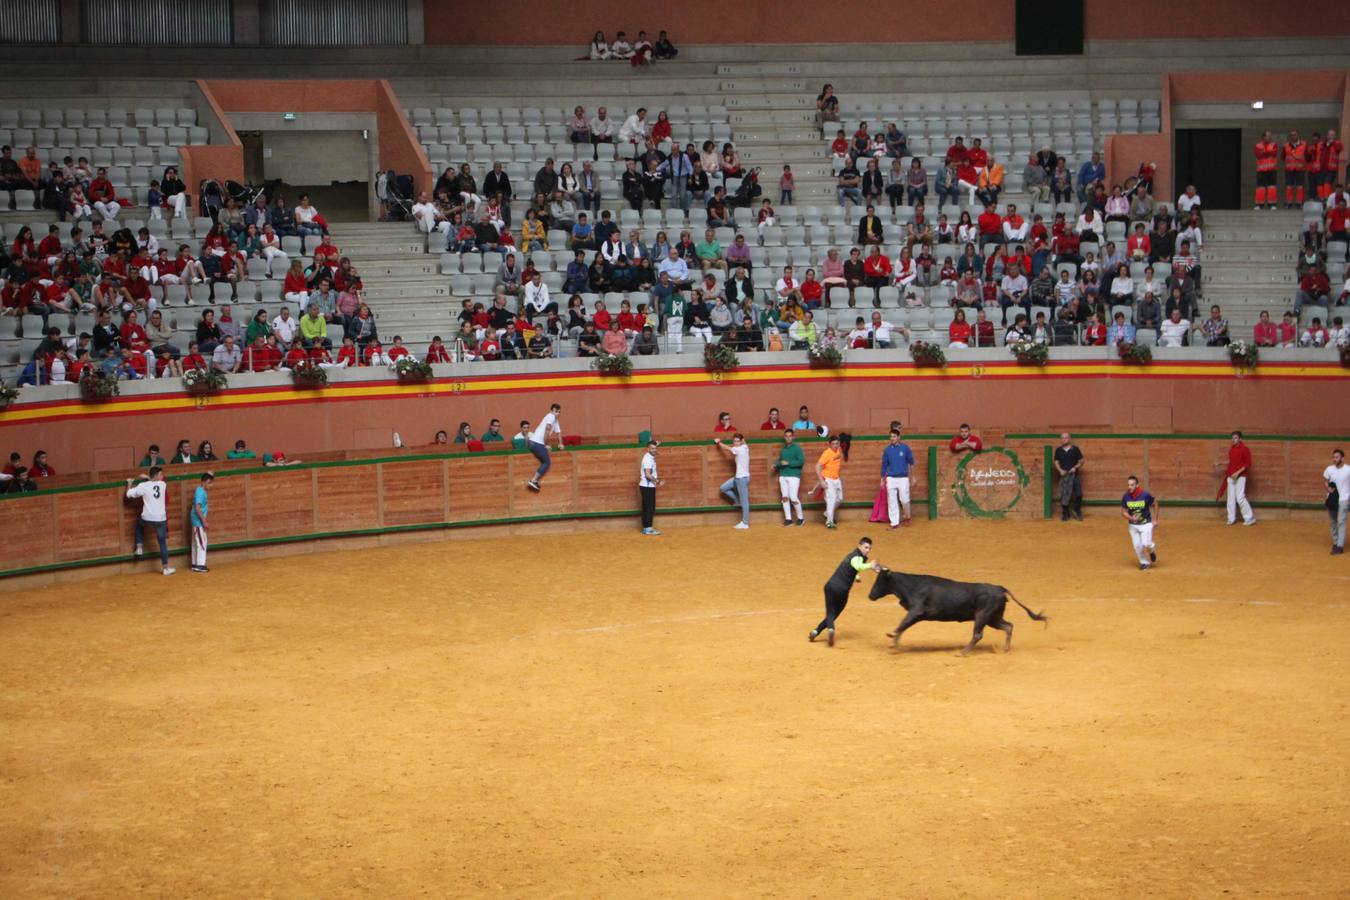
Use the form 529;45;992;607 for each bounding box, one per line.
1149;550;1156;563
795;519;805;527
1334;546;1344;555
1061;510;1070;522
783;519;792;527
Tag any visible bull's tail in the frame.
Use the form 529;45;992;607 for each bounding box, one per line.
1006;590;1050;627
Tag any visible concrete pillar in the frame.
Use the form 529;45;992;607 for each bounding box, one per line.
59;0;80;43
233;0;260;45
407;0;424;44
368;130;381;221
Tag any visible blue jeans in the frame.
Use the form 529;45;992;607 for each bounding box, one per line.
720;475;750;524
670;175;689;212
837;186;862;207
528;441;551;480
136;517;169;566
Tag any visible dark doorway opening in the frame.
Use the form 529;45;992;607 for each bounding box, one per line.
1174;128;1241;210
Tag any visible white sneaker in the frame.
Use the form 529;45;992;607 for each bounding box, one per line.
733;522;750;529
134;546;143;557
162;567;176;576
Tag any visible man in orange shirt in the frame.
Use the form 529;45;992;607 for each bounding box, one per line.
17;146;42;187
1282;131;1307;208
1318;129;1344;201
813;434;845;529
1253;131;1279;210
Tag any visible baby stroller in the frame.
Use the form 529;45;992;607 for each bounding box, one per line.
227;179;268;208
198;179;225;218
731;168;762;208
385;172;416;222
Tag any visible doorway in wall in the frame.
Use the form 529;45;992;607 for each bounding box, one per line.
1173;128;1241;210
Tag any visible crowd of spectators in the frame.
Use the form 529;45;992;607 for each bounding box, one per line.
586;30;677;65
3;180;373;383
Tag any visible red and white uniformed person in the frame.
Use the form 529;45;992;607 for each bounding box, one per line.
1282;130;1307;208
1253;131;1278;210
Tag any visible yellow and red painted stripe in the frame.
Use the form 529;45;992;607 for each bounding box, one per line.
2;359;1345;426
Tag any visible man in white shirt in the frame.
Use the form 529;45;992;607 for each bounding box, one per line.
1325;448;1350;555
868;311;902;348
589;107;616;160
657;247;690;286
1158;309;1190;347
523;273;554;319
999;271;1029;322
714;433;752;529
126;467;174;575
272;307;299;350
620;107;648;159
639;439;662;536
411;191;447;234
525;402;563;492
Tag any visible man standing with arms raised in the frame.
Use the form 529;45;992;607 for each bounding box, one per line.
126;466;174;576
525;403;564;492
714;433;752;529
881;428;915;529
1224;430;1256;526
775;429;805;527
1323;448;1349;555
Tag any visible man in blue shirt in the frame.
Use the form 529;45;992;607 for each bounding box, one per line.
880;428;915;528
1120;474;1159;571
190;471;213;573
1107;310;1136;345
1077;152;1105;207
791;405;817;432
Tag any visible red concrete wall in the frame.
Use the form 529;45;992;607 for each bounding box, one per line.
422;0;1350;45
200;79;432;195
6;367;1347;476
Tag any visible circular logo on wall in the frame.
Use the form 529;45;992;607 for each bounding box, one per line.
953;447;1031;518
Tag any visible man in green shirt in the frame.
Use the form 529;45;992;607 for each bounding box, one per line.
662;288;687;354
226;439;256;460
695;227;725;272
481;419;505;443
774;428;806;526
789;309;819;348
138;444;166;467
299;303;330;349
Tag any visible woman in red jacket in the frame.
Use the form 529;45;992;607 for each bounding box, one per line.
948;308;972;348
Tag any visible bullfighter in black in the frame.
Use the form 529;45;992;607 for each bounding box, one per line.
810;536;881;647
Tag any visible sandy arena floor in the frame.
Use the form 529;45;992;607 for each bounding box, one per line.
2;516;1348;898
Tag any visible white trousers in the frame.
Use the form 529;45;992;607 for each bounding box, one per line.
886;475;911;525
959;179;978;205
167;192;187;218
1128;522;1155;563
823;477;843;524
191;525;208;567
665;316;683;353
1226;476;1254;524
690;325;712;344
779;475;801;520
94;200;120;220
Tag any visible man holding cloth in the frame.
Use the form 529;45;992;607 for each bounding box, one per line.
1223;430;1256;526
1324;448;1350;556
881;428;915;529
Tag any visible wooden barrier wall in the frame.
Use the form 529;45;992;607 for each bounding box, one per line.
1;434;1343;584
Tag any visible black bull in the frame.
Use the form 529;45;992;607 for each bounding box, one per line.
868;568;1049;655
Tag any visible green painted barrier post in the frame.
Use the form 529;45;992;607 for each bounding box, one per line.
928;445;938;520
1043;445;1053;519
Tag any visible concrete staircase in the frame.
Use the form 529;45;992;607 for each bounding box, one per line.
1198;210;1302;328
